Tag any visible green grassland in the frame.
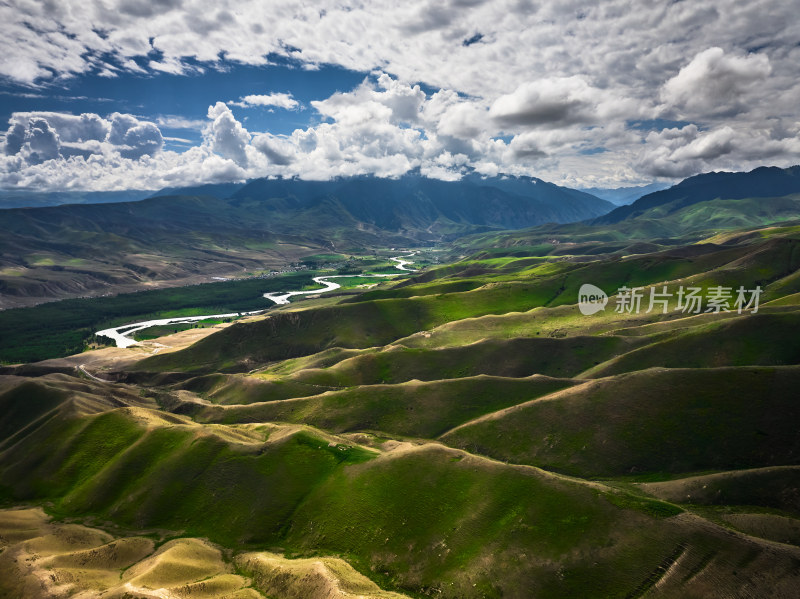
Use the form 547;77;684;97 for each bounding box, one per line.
440;365;800;478
2;215;800;597
136;229;800;376
3;376;798;598
193;375;578;438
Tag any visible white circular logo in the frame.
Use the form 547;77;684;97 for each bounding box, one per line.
578;283;608;315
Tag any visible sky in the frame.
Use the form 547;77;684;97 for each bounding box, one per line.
1;0;799;192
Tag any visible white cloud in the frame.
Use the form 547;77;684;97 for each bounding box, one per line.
231;93;300;110
164;136;193;144
156;115;207;130
637;123;800;178
2;0;800;187
108;113;163;159
204;102;250;167
18;118;61;164
2;111;163;168
252;133;295;165
661;48;772;118
489;77;636;129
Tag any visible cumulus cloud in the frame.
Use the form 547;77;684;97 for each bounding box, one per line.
491;77;600;129
489;76;645;131
637;123;800;178
2;0;800;188
312;74;427;127
252;133;295;165
6;112;110;146
109;113;164;159
661;47;772;118
3;111;163;166
17;119;61;164
204;102;250;167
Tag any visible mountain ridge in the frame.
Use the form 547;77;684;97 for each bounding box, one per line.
595;165;800;224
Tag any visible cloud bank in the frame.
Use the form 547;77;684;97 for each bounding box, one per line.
1;1;799;189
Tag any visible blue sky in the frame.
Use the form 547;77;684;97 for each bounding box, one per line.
1;1;799;191
1;59;366;150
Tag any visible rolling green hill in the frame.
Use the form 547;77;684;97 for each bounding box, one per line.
2;176;800;597
3;375;798;599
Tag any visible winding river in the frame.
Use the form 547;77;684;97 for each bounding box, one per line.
96;252;417;349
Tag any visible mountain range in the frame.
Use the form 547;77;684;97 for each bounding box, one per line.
0;173;612;307
596;165;800;224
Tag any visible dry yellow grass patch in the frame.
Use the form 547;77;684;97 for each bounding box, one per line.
0;507;154;598
0;509;408;598
237;552;410;599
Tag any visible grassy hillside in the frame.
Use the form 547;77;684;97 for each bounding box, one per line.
441;366;800;478
194;375;578;438
138;231;800;375
2;214;800;597
5;382;799;598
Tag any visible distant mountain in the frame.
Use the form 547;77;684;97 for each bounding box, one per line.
581;182;671;206
228;173;613;235
0;189;153;210
0;174;612;307
150;181;247;200
0;182;247;210
595;165;800;224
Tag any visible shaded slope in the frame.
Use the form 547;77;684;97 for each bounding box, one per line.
442;366;800;478
640;466;800;517
268;335;639;388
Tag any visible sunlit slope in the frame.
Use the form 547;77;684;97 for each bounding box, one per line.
177;336;637;405
135;231;800;375
583;311;800;378
192;375;578;438
0;507;409;599
0;397;374;547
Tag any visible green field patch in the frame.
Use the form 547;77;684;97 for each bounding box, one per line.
0;271;316;364
132;318;231;341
